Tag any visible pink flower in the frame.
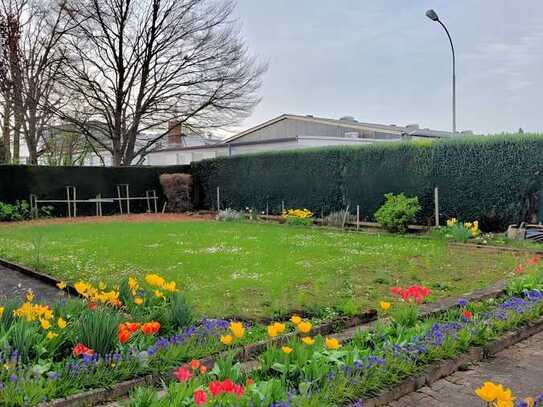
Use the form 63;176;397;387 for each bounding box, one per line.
174;366;192;382
193;389;207;405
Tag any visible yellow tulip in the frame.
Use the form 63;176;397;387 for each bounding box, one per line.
220;334;233;345
475;382;499;402
282;346;293;354
267;325;278;338
325;337;341;350
273;322;286;334
229;321;245;338
290;315;302;325
379;301;391;312
297;321;312;334
301;336;315;346
57;317;67;329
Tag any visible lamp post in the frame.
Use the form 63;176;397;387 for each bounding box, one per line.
426;9;456;134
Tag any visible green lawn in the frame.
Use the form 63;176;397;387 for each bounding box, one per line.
0;220;523;319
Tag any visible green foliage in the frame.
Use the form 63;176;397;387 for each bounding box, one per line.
163;292;193;331
374;193;421;233
75;308;120;355
284;217;313;226
0;200;53;221
7;320;43;363
193;134;543;231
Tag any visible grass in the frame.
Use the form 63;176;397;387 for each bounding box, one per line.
0;220;526;319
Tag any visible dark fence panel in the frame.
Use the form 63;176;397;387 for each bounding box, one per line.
0;165;190;216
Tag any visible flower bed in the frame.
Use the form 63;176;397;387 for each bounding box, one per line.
124;263;543;406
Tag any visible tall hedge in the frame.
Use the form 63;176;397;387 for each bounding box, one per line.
0;165;190;216
193;134;543;230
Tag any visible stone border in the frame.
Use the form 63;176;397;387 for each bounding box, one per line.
357;316;543;407
39;279;510;407
448;241;543;256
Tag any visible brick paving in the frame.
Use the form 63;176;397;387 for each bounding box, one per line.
386;331;543;406
0;264;66;303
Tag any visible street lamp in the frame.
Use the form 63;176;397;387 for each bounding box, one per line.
426;9;456;134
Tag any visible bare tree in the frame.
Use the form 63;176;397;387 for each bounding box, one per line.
0;0;76;165
59;0;265;166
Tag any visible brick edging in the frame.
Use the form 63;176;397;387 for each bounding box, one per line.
356;316;543;407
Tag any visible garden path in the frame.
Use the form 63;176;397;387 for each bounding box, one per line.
0;264;66;303
387;330;543;406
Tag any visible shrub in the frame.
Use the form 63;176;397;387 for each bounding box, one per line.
0;200;53;222
374;193;421;233
217;208;245;222
433;218;481;242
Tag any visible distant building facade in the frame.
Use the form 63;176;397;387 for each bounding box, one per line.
145;114;472;165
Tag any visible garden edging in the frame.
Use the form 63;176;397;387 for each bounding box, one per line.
353;315;543;407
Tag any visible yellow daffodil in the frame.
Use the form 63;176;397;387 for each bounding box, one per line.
56;281;67;290
46;332;58;340
57;317;67;329
154;290;165;300
0;307;4;317
267;325;278;338
379;301;391;312
290;315;302;325
26;289;34;302
325;337;341;350
494;384;514;403
128;277;139;294
40;319;51;330
297;321;312;334
134;297;144;305
74;281;90;296
495;400;514;407
475;382;499;402
220;334;233;345
273;322;286;334
162;281;177;292
282;346;293;354
301;336;315;346
145;274;165;288
446;218;457;227
229;322;245;338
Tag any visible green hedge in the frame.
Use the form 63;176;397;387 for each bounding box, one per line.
0;165;190;216
193;134;543;230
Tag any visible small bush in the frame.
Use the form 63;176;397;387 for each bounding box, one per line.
433;218;482;242
217;208;245;222
374;193;421;233
0;200;53;222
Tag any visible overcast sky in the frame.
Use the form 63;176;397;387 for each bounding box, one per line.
231;0;543;135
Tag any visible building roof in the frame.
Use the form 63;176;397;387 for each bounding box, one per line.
222;113;460;143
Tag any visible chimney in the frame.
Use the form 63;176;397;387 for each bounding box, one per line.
167;120;182;144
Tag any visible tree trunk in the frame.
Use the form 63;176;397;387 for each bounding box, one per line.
0;98;11;163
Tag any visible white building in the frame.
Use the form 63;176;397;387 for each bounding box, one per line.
145;113;470;165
